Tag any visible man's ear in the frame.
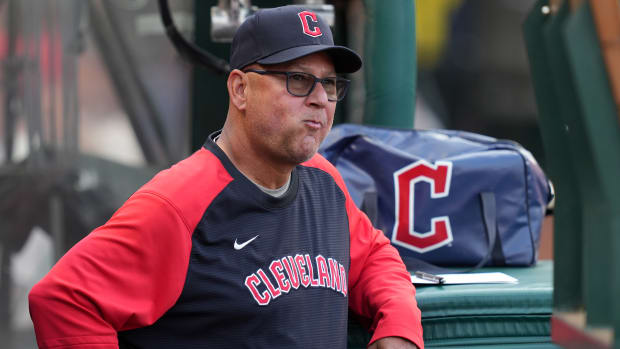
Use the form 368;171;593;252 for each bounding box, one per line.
227;69;248;111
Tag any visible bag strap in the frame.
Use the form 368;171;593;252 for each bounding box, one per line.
361;191;379;226
475;192;498;270
399;192;500;274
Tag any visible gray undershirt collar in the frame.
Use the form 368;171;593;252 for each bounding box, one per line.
214;134;291;198
251;175;291;198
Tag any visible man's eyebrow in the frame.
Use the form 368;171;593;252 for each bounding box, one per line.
288;64;337;76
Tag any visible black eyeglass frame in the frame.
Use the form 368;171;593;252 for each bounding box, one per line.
242;69;351;102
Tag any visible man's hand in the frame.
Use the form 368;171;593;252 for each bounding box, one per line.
368;336;419;349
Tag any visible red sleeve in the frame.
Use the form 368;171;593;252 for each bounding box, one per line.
304;154;424;349
28;149;232;349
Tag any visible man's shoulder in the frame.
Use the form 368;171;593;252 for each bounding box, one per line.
138;147;233;205
301;153;347;192
302;153;337;175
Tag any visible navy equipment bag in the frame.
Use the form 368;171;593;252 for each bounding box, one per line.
320;124;552;268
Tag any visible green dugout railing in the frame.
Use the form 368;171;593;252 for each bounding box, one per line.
523;0;620;347
362;0;416;128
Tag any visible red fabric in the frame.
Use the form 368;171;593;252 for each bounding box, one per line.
304;154;424;349
28;149;232;349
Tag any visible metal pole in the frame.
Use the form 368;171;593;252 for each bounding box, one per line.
89;0;172;165
24;0;44;163
362;0;416;128
3;0;20;163
47;0;58;149
61;0;82;155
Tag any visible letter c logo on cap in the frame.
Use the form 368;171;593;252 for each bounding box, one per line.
298;11;322;37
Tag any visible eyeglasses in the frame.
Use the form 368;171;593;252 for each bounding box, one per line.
243;69;350;102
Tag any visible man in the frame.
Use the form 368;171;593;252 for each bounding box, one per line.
29;5;423;349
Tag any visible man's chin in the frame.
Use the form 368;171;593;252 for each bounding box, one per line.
286;144;319;165
282;134;324;164
287;150;317;165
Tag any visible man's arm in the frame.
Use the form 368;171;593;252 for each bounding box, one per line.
370;336;420;349
29;148;230;349
28;192;193;349
346;197;424;349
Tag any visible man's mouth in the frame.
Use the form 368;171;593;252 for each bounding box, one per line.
304;120;322;129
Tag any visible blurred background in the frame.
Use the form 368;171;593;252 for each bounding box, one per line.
0;0;541;347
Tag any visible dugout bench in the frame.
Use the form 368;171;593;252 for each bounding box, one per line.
347;261;557;348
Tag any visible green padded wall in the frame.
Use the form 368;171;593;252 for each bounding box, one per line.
563;0;620;327
522;0;583;312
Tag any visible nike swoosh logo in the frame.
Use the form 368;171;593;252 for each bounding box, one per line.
234;235;259;250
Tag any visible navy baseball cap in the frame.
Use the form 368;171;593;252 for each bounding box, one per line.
230;5;362;73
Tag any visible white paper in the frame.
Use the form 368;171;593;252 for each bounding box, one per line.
411;272;518;285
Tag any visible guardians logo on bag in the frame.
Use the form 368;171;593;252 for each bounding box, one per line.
392;160;453;253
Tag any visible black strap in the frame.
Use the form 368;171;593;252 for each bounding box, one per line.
157;0;230;75
400;192;500;274
360;191;379;226
472;192;497;270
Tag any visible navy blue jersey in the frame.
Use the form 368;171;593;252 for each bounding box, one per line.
29;134;424;349
119;137;350;348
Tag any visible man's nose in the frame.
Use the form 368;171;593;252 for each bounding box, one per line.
306;81;330;107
